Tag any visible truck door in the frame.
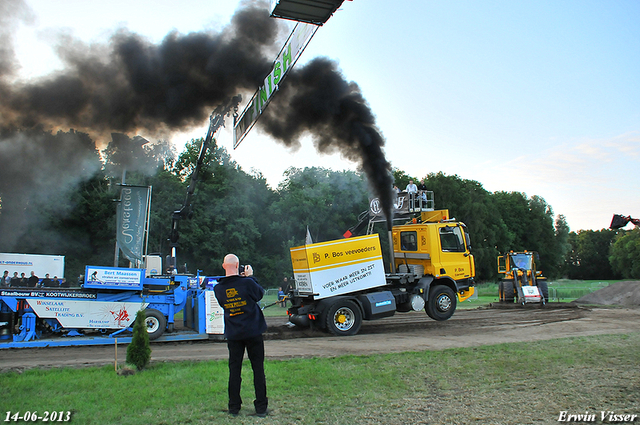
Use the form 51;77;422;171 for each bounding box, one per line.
437;225;474;282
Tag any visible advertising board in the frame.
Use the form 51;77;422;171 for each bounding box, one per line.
83;266;144;290
290;235;386;300
205;291;225;335
27;299;147;329
0;253;65;279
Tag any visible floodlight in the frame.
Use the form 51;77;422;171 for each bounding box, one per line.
270;0;346;25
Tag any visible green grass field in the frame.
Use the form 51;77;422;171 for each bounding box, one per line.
458;279;622;309
2;332;639;424
261;280;623;312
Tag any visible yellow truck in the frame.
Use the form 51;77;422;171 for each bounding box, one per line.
497;251;548;305
287;209;475;336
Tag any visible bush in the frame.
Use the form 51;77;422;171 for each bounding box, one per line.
126;309;151;370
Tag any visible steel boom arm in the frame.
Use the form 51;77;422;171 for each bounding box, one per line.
168;95;242;270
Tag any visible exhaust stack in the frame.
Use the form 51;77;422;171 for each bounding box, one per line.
388;229;395;273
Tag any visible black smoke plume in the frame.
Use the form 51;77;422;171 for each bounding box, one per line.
261;57;395;227
0;0;395;250
0;1;282;250
0;1;280;135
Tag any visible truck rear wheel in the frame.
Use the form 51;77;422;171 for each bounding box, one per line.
144;309;167;340
325;300;362;336
425;285;456;321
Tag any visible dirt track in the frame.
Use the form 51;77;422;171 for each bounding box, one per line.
2;304;638;373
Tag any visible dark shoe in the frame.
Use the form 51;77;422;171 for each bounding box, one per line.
223;409;239;417
251;410;269;418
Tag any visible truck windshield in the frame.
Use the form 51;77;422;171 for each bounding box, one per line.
439;226;465;252
510;254;533;270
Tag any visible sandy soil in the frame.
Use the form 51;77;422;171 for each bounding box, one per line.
2;304;638;373
575;280;640;306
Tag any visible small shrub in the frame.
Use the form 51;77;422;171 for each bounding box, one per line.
126;309;151;370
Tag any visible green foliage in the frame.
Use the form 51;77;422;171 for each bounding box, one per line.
3;129;619;286
563;229;617;279
420;172;564;281
610;229;640;279
392;168;417;191
126;309;151;371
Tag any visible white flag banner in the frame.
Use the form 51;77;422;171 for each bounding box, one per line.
306;226;313;245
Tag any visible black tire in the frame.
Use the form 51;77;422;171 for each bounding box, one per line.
502;280;515;303
537;279;549;302
324;299;362;336
144;309;167;340
425;285;456;321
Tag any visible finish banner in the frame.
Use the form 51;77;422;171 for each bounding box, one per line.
233;22;318;148
116;185;151;263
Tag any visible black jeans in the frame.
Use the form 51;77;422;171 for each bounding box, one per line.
227;334;268;414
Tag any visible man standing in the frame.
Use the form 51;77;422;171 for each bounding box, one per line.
405;180;418;210
405;180;418;194
1;271;10;287
27;271;39;288
213;254;268;418
417;178;428;203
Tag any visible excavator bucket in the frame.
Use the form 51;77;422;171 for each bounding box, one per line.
610;214;630;229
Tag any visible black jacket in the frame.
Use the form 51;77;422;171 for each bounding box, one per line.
213;275;267;340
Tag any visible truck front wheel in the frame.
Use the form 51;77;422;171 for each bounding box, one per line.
144;309;167;340
502;281;515;303
325;300;362;336
426;285;456;321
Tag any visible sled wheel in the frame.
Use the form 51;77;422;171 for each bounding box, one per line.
144;309;167;340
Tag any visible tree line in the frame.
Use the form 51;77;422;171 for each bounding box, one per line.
1;128;638;286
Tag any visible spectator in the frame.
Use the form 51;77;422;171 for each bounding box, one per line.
283;277;293;307
405;180;418;210
60;278;70;288
213;254;268;418
20;273;28;287
27;271;39;288
405;180;418;194
52;276;61;287
10;272;20;287
418;178;428;203
278;286;286;307
41;274;54;288
1;270;10;287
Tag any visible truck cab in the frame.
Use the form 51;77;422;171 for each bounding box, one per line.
392;209;475;294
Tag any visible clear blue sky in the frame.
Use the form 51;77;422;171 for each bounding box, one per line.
12;0;640;232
